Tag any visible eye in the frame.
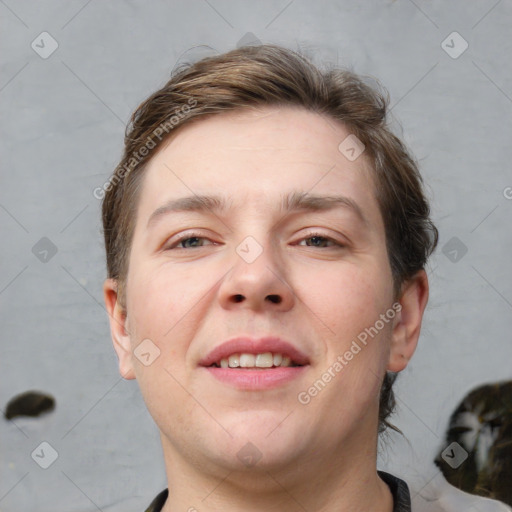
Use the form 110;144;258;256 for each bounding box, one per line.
297;232;345;248
165;233;216;250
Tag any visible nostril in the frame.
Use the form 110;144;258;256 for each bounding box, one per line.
231;294;282;304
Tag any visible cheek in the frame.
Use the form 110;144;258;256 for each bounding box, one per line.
127;261;210;336
125;265;199;405
295;260;392;338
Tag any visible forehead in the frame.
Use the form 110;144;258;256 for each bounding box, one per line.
151;105;367;172
134;106;383;232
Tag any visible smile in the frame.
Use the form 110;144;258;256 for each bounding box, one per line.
209;352;302;369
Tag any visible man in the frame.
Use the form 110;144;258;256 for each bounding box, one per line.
101;44;437;512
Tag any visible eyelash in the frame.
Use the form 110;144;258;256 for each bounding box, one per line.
166;231;345;250
297;232;345;248
167;233;215;250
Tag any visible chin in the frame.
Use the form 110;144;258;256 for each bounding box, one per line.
220;440;305;476
208;413;308;468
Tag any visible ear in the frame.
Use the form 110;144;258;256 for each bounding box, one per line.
387;270;429;372
103;278;136;380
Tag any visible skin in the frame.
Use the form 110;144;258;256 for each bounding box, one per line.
104;106;429;512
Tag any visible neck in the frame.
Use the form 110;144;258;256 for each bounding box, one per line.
159;431;394;512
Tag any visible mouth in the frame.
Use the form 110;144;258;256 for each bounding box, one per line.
199;337;310;390
199;336;310;368
208;352;303;369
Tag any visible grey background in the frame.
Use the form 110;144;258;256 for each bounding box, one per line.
1;1;511;510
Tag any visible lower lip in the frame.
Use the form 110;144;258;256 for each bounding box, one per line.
203;366;308;390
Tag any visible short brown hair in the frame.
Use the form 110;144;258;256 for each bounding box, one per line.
101;44;438;433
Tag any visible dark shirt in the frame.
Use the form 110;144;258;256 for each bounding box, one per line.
144;470;411;512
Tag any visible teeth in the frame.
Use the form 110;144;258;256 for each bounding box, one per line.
217;353;296;369
255;353;273;368
240;354;255;367
228;354;239;368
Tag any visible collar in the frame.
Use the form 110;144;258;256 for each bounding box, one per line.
145;471;411;512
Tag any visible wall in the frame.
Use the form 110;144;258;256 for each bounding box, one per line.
1;1;511;510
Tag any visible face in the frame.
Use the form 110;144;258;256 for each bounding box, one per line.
105;106;427;476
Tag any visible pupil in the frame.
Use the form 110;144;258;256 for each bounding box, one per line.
185;237;201;248
309;236;324;247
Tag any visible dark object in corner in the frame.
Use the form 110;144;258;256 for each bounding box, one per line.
434;380;512;507
4;390;56;419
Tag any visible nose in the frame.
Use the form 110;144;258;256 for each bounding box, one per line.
217;239;295;312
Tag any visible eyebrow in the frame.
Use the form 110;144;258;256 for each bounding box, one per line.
146;191;368;228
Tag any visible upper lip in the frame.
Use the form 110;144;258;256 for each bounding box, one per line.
199;336;310;367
